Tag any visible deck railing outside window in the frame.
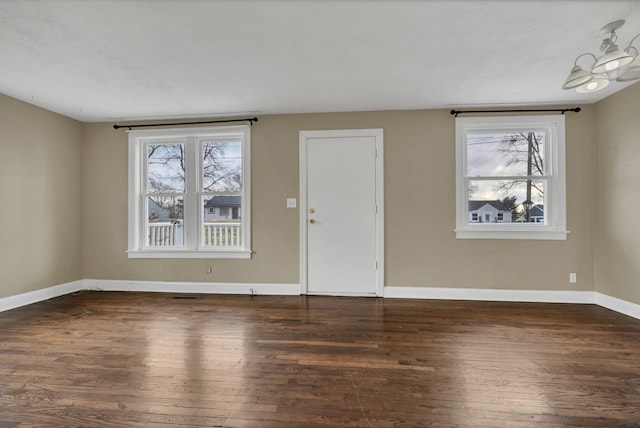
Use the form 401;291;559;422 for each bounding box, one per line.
147;222;241;247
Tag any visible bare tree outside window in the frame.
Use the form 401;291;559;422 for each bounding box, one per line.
202;141;242;193
147;144;185;193
201;140;243;247
144;144;186;246
145;141;242;218
466;130;545;223
498;132;544;221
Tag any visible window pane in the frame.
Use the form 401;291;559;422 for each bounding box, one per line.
202;195;242;247
147;196;184;247
147;144;185;193
467;131;544;177
202;140;243;192
468;179;545;224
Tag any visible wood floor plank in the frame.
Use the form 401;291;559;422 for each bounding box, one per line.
1;291;639;426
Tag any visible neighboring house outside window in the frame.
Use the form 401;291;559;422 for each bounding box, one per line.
468;200;512;223
455;115;566;240
529;205;544;223
128;125;251;258
203;196;240;220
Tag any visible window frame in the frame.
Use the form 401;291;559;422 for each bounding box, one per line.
128;125;251;259
455;115;567;240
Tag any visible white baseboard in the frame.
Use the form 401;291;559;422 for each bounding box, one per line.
3;280;640;322
595;292;640;320
383;286;595;304
0;280;84;313
83;279;301;296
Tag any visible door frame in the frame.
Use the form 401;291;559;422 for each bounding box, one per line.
299;128;384;297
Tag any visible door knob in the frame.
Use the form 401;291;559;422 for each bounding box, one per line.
309;219;315;224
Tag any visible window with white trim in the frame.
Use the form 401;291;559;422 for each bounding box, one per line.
455;115;567;240
128;125;251;258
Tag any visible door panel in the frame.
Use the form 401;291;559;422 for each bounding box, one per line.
304;134;379;295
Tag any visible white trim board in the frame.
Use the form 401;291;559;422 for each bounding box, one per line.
83;279;300;296
384;286;640;320
2;281;640;323
595;292;640;321
0;280;84;313
384;286;595;304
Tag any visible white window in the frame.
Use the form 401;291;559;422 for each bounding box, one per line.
497;212;504;222
128;125;251;258
455;115;566;240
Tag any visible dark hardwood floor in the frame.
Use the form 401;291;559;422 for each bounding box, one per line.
1;291;639;427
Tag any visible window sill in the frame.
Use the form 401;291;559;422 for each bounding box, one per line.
455;228;568;240
127;249;252;259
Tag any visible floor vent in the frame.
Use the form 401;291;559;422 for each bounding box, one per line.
171;296;201;300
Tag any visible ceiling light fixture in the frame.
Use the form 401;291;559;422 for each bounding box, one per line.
562;20;640;92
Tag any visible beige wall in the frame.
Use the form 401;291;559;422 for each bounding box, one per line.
0;93;83;299
83;107;596;291
7;82;640;301
594;82;640;305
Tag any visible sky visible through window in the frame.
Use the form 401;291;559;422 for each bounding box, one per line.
147;143;185;193
466;131;545;209
202;140;242;193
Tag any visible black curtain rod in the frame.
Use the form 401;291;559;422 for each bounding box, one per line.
113;117;258;130
450;108;580;117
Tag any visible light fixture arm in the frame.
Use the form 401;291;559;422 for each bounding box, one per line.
573;52;598;67
625;34;640;54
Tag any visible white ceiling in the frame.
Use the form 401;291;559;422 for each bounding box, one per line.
1;0;639;122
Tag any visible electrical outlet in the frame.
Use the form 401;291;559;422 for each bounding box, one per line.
286;198;297;208
569;273;577;283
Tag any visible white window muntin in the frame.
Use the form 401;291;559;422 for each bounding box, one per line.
128;125;251;258
455;115;566;240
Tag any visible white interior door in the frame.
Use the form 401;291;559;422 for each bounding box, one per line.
300;129;383;296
